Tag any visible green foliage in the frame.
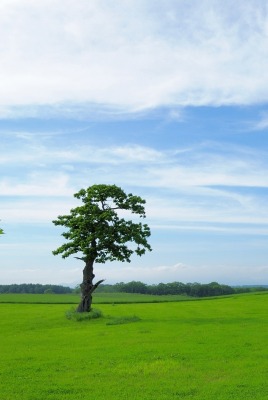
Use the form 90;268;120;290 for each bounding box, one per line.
65;307;103;321
111;280;268;297
44;288;54;294
52;184;152;263
0;283;73;294
113;280;236;297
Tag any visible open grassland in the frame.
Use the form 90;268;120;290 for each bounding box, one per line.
0;293;267;400
0;292;190;304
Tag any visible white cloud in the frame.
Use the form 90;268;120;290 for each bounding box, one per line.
1;260;267;285
0;266;82;285
0;173;73;196
0;138;164;166
84;262;268;285
146;192;268;227
1;0;268;117
146;163;268;188
0;198;77;223
1;138;268;227
151;223;268;235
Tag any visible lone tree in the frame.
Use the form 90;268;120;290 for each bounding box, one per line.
52;184;152;312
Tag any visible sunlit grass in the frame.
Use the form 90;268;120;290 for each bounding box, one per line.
0;293;267;399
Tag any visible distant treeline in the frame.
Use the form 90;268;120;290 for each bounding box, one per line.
96;281;268;297
1;281;267;297
0;284;72;294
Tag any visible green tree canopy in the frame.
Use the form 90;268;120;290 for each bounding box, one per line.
52;184;152;312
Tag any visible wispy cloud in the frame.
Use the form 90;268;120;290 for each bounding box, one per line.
0;198;76;222
1;135;268;229
0;135;164;166
88;262;268;285
1;261;267;285
2;1;268;285
1;1;268;117
0;173;73;196
250;111;268;130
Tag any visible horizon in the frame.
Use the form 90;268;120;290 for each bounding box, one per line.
1;281;268;288
1;1;268;286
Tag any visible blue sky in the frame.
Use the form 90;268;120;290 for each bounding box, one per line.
1;0;268;285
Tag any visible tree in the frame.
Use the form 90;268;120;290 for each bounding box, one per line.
44;288;54;294
0;229;3;235
52;184;152;312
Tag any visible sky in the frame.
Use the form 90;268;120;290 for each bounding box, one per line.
1;0;268;286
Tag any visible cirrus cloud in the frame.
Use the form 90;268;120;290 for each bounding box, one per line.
1;0;268;118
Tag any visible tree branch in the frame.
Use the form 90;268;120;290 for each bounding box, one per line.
92;279;105;292
74;256;87;261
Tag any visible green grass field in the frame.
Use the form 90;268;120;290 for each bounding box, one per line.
0;292;190;304
0;292;267;399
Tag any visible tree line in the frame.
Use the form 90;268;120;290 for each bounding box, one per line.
1;281;267;297
96;281;268;297
0;284;72;294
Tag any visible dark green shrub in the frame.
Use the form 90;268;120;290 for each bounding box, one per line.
65;308;103;322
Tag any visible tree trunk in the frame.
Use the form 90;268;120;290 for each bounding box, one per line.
76;259;104;313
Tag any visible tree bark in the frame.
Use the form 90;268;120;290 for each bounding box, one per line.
76;259;104;313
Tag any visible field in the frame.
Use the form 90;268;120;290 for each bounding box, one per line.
0;292;267;399
0;292;190;304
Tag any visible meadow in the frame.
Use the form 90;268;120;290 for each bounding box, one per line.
0;292;267;399
0;292;190;304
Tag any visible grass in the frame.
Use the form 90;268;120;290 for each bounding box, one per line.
0;292;191;304
0;293;80;304
106;315;141;325
0;293;267;399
